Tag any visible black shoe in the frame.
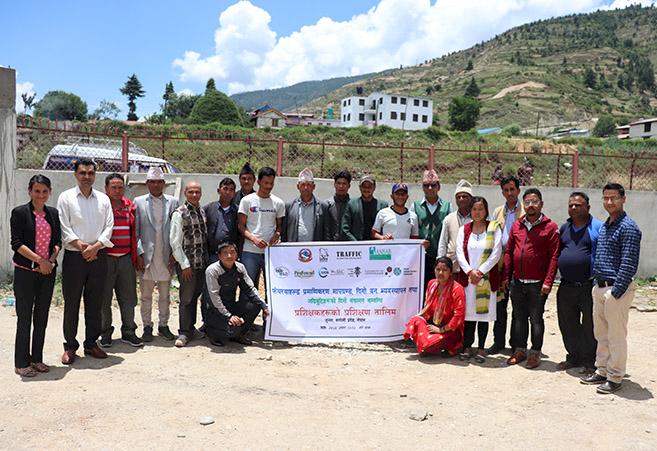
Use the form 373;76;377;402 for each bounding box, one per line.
121;333;144;347
158;325;175;341
597;381;622;394
579;366;596;375
232;335;253;346
210;338;226;347
142;326;154;342
99;335;112;348
580;373;607;385
193;327;206;340
486;343;503;355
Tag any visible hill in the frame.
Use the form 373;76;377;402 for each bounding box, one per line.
299;5;657;132
230;73;385;112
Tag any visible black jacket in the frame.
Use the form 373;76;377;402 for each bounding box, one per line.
10;202;62;269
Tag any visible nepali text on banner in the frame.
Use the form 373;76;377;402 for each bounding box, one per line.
264;240;425;342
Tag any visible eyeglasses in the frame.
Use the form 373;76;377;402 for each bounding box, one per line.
523;200;541;206
423;183;438;188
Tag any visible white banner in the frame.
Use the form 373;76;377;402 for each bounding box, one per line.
264;240;425;342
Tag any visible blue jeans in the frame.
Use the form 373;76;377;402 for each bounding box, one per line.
239;251;266;302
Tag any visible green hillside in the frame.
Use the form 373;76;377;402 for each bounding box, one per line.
301;5;657;131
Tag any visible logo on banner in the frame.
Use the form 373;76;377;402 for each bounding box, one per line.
369;246;392;260
403;267;418;276
319;248;329;262
318;267;329;278
347;266;362;277
336;250;362;260
274;266;290;278
294;270;315;278
298;248;313;262
385;266;401;276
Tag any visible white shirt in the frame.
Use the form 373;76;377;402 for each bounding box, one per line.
238;193;285;255
57;186;114;252
169;209;190;270
437;211;472;258
372;207;419;239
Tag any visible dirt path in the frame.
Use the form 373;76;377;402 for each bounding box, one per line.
1;293;656;450
491;81;547;100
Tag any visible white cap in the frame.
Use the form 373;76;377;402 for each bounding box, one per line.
454;179;473;197
146;166;165;181
298;167;314;183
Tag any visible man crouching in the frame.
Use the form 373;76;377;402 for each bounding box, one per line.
204;242;269;346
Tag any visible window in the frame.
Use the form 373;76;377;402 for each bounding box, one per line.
400;97;407;105
413;99;420;106
272;119;279;127
412;114;418;122
379;112;383;120
359;113;365;121
347;113;351;121
359;99;365;106
379;97;384;105
343;100;347;107
422;100;429;107
343;114;346;121
422;115;428;123
307;122;312;125
391;111;397;120
348;99;351;105
645;123;652;133
400;112;406;121
392;96;398;104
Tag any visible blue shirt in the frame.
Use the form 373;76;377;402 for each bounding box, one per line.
592;211;641;298
558;215;602;282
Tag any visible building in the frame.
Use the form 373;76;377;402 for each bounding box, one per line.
340;92;433;130
627;117;657;139
251;106;287;129
616;124;630;139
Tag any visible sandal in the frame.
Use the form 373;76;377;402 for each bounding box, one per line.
474;349;486;364
15;367;37;377
458;347;472;361
31;362;50;373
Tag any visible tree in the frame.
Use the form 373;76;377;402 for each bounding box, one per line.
205;78;217;95
448;96;480;131
466;59;474;71
169;93;199;120
34;90;87;120
584;67;597;88
120;74;145;121
21;92;37;115
162;81;175;120
90;100;121;120
189;86;244;125
464;77;480;98
593;115;617;137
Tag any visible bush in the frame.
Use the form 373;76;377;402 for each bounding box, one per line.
502;124;522;136
424;125;448;142
448;96;481;131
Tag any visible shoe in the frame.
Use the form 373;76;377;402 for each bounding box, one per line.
507;350;527;365
473;349;486;364
15;367;37;377
30;362;50;373
121;334;144;347
526;353;541;369
486;344;503;355
579;366;596;375
458;347;472;361
142;325;154;342
61;350;77;365
84;346;108;359
99;335;112;348
210;338;226;347
158;326;175;341
232;335;253;346
557;360;576;371
193;327;206;340
580;373;607;385
174;335;189;348
597;381;622;394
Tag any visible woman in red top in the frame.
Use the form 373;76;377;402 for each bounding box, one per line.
404;256;466;356
10;175;61;377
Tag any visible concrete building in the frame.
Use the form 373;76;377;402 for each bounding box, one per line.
628;117;657;139
252;107;287;129
340;92;433;130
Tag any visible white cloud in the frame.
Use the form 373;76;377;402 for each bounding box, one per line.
16;81;35;113
178;88;195;97
174;0;649;95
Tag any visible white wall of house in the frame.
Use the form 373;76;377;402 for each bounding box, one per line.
255;111;286;128
629;120;657;139
340;92;433;130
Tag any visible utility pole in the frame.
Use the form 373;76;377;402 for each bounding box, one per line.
535;112;540;137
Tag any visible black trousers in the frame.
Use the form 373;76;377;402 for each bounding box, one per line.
492;293;516;349
13;267;56;368
176;266;205;337
206;298;262;341
463;321;489;349
557;281;597;367
510;280;547;352
62;250;107;351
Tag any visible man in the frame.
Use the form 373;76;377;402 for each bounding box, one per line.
57;158;114;364
504;188;560;369
238;166;285;295
205;242;269;346
170;181;209;348
581;183;641;394
372;183;422;242
326;170;352;240
437;179;473;275
341;175;388;241
487;175;524;355
556;192;602;373
134;167;179;342
282;168;331;242
411;169;451;287
233;162;256;208
99;173;142;348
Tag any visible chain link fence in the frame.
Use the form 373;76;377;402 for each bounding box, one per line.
577;149;657;191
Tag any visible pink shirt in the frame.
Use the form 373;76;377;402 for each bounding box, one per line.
33;210;51;260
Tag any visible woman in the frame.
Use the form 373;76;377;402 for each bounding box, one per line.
455;196;502;363
10;175;61;377
404;256;465;356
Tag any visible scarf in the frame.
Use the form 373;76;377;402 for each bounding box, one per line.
418;279;453;326
475;220;499;314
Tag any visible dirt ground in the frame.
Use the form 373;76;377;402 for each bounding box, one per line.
1;286;656;450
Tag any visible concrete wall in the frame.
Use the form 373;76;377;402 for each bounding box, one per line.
0;68;16;279
9;169;657;277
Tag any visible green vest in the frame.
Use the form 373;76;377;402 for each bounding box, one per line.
413;198;451;258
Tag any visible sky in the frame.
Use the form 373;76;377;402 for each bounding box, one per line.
3;0;655;118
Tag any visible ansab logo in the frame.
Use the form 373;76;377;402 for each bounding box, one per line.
369;246;392;261
298;248;313;262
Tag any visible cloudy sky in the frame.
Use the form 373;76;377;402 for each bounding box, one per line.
3;0;654;117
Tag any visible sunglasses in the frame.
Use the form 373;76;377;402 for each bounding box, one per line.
423;183;438;188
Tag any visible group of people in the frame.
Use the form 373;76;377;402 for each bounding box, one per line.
10;161;642;395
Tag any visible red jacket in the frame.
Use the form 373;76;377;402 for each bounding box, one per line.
503;214;560;289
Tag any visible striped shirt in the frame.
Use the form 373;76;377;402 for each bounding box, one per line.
592;211;641;298
107;205;132;257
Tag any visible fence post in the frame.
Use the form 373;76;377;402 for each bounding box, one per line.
477;142;482;185
160;133;166;160
629;158;636;190
571;150;579;188
320;139;326;177
556;154;560;187
121;131;129;172
400;142;404;182
428;144;435;169
276;136;284;176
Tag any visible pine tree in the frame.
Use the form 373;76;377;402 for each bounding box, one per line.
120;74;145;121
162;82;175;120
464;77;481;98
583;67;597;89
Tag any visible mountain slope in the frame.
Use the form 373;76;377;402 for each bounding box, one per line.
300;5;657;131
